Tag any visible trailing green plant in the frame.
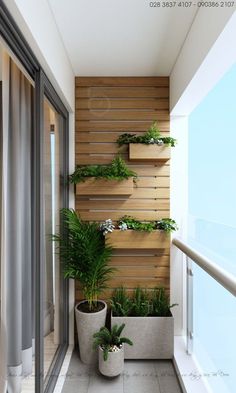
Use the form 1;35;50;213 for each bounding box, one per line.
110;287;133;317
93;324;133;361
156;218;178;233
52;208;115;311
111;287;178;317
70;156;137;184
131;287;150;317
117;216;178;233
151;287;178;317
117;122;177;147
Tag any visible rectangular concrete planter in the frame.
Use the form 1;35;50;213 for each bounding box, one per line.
106;230;170;250
111;314;174;359
76;177;134;196
129;143;170;161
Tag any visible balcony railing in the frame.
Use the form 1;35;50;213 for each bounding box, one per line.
173;237;236;393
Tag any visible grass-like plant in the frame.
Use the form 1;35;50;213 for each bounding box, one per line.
151;287;178;317
110;287;133;317
111;286;177;317
52;208;115;311
131;287;150;317
117;122;177;147
70;156;137;184
93;324;133;361
118;216;178;233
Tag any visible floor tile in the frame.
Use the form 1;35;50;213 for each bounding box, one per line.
62;379;89;393
62;351;183;393
154;361;182;393
124;375;160;393
88;370;124;393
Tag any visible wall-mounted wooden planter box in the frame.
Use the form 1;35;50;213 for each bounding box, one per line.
129;144;170;161
76;178;134;196
106;230;169;250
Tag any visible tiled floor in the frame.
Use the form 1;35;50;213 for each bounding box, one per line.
62;351;183;393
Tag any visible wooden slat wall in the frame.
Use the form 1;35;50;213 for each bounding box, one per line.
75;77;170;301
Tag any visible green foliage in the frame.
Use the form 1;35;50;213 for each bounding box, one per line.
132;287;150;317
117;122;177;147
156;218;178;233
93;324;133;361
110;287;133;316
70;156;137;184
118;216;178;233
111;287;178;317
52;208;115;311
118;216;156;232
151;287;178;317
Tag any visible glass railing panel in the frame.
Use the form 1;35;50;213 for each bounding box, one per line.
192;261;236;393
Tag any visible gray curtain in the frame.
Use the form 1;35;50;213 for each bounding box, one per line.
4;58;33;393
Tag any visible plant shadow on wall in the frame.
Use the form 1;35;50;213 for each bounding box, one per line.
52;208;116;364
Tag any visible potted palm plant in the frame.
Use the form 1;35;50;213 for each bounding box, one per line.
93;324;133;377
52;208;115;364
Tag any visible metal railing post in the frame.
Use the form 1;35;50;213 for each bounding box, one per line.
186;256;193;355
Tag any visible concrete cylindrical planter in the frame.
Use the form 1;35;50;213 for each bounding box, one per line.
75;300;107;364
98;345;124;377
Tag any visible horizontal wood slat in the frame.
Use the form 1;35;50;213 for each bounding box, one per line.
75;77;170;303
77;199;169;210
110;255;170;266
76;87;169;98
76;187;169;199
77;211;170;222
75;77;169;87
76;131;169;143
76;121;169;132
77;110;169;121
115;266;169;278
76;98;169;110
75;154;170;165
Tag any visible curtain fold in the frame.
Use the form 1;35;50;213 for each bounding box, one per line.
1;54;33;393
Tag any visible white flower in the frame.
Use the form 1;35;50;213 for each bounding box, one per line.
148;138;155;144
100;219;115;236
118;222;128;231
156;139;164;146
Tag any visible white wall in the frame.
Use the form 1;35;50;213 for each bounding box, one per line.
170;8;236;115
4;0;75;111
170;116;188;336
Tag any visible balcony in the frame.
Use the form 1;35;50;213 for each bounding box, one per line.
0;2;236;393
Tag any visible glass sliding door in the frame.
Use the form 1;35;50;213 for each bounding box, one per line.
0;6;70;392
43;98;64;385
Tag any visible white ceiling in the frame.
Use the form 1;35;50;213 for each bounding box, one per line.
48;0;198;76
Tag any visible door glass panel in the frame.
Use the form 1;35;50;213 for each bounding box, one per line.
43;98;63;383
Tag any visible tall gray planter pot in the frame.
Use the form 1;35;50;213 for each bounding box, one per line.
98;345;124;377
111;314;174;359
75;300;107;364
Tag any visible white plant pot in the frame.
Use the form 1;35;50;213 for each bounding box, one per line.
111;314;174;359
98;345;124;377
75;300;107;364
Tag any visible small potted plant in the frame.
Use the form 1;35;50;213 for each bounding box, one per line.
117;122;177;161
100;216;178;250
111;287;177;359
93;324;133;377
70;156;137;196
52;208;115;364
